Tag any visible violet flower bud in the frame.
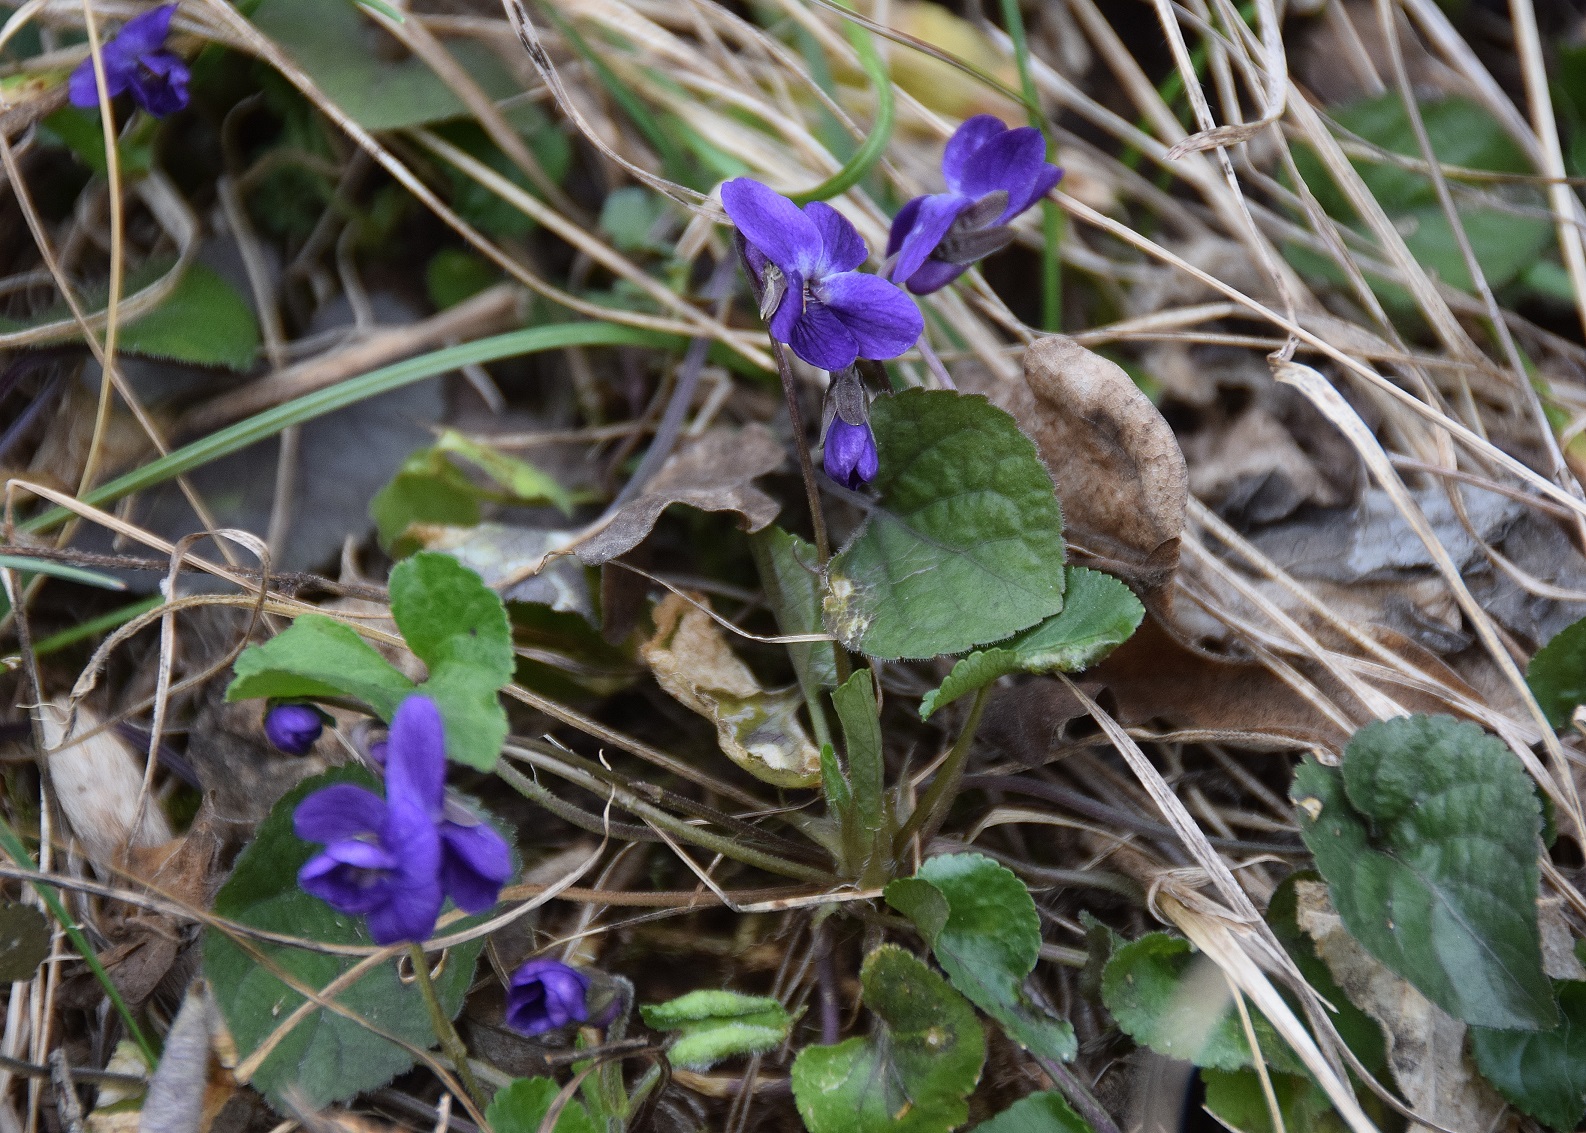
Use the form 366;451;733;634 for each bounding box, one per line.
264;703;323;755
505;958;591;1036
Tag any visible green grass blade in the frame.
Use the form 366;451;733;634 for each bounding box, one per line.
22;323;681;535
998;0;1061;330
789;20;895;205
31;595;164;656
0;555;127;590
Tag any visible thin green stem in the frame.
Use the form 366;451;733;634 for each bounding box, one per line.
999;0;1061;330
893;684;991;855
407;943;488;1110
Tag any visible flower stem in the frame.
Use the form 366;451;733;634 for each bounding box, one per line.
407;943;488;1110
769;340;831;563
893;684;991;855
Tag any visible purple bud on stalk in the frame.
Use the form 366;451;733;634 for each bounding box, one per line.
505;958;592;1036
824;418;879;490
68;5;190;119
264;704;323;755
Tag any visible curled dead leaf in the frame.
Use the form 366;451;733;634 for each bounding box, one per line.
575;425;783;565
990;337;1188;602
37;701;172;870
641;592;820;788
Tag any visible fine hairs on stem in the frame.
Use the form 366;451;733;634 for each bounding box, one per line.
406;943;488;1110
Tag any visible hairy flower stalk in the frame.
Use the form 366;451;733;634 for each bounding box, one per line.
293;695;512;944
887;115;1063;294
69;4;190;118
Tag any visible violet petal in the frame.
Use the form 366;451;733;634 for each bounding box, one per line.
888;193;973;285
721;178;820;274
824;418;879;490
803;201;867;274
787;300;860;372
294;783;387;844
941;115;1009;193
385;695;447;817
439;819;513;913
955;126;1047;202
113;5;178;58
904;258;970;295
886;196;925;260
817;272;924;360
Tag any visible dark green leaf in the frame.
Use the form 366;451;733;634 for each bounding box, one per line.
1471;980;1586;1131
752;526;838;694
791;945;985;1133
425;249;498;310
920;567;1142;719
833;669;885;837
1293;714;1555;1029
640;990;793;1070
972;1091;1092;1133
389;552;515;771
1264;872;1387;1077
203;767;482;1108
0;903;50;981
485;1077;598;1133
252;0;518;130
1201;1069;1345;1133
886;853;1075;1062
824;390;1067;660
226;614;415;717
40;106;153;175
1100;933;1302;1073
119;262;261;371
1527;615;1586;728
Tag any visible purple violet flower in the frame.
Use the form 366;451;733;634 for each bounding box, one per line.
68;5;190;119
505;958;591;1036
721;178;923;372
293;695;512;944
886;116;1063;294
264;703;323;755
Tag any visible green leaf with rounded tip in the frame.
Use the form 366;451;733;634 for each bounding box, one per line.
203;767;483;1110
920;567;1142;719
791;945;985;1133
972;1092;1093;1132
886;853;1076;1063
1471;980;1586;1131
486;1077;598;1133
823;390;1066;660
1293;714;1555;1030
226;614;415;716
390;552;515;770
1100;932;1302;1073
1526;616;1586;728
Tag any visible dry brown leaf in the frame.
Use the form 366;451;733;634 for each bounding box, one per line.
1294;880;1516;1133
985;336;1188;602
575;425;783;565
641;592;820;787
1184;406;1343;524
1088;619;1351;749
37;701;172;870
